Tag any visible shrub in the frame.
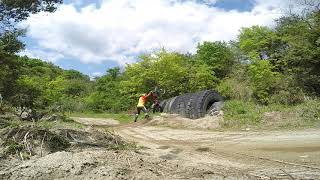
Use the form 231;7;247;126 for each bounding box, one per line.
217;77;252;101
221;100;261;128
60;97;86;112
297;100;320;122
248;60;280;104
270;76;305;105
270;88;305;105
0;102;15;114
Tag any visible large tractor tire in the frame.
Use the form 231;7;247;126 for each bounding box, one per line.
159;100;168;113
186;90;224;119
163;97;177;113
170;93;192;114
161;93;192;117
160;90;224;119
176;101;186;117
185;92;202;119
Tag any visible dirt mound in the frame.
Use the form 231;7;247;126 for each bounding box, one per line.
0;149;249;180
147;112;223;129
0;126;128;160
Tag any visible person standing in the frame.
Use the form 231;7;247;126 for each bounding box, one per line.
134;92;152;122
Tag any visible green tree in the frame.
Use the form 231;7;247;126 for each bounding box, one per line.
238;26;280;61
86;67;127;112
107;67;121;79
248;60;280;104
196;41;234;79
0;30;25;53
62;70;92;98
0;53;22;99
0;0;62;54
63;70;90;81
120;50;217;101
275;11;320;95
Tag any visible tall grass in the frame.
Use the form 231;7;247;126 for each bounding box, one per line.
221;99;320;130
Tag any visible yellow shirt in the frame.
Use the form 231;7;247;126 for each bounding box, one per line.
137;96;147;107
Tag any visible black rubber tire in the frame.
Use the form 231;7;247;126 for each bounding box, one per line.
207;101;224;116
163;97;176;113
185;92;202;119
159;100;168;113
161;90;224;119
170;93;192;114
186;90;224;119
163;99;169;113
176;101;186;117
167;96;177;113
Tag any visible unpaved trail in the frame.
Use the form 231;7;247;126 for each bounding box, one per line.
71;117;120;126
115;122;320;179
4;117;320;179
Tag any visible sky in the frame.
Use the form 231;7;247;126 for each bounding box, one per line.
18;0;292;78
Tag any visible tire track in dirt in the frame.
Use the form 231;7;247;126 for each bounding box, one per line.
71;117;320;179
116;124;320;179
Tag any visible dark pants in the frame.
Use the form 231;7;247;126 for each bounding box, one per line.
134;106;148;122
136;106;147;114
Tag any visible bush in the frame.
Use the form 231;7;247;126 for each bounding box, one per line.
60;97;86;112
0;102;15;114
248;60;281;104
270;88;305;105
217;78;252;101
270;76;305;105
220;99;320;129
221;100;261;128
297;100;320;122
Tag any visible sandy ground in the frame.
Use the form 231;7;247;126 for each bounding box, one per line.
2;116;320;179
71;117;120;126
115;119;320;179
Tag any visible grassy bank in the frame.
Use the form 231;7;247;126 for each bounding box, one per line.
221;99;320;130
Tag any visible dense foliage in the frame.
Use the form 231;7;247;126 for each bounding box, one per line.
0;54;92;114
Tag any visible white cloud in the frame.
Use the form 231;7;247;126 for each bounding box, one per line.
90;71;109;80
20;0;290;65
92;72;103;76
90;71;103;80
19;48;64;62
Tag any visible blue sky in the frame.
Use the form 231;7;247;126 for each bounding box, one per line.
215;0;255;12
19;0;286;77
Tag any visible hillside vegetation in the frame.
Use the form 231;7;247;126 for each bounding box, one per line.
0;1;319;128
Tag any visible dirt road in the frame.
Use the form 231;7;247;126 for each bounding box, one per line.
115;122;320;179
71;117;120;126
4;116;319;179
